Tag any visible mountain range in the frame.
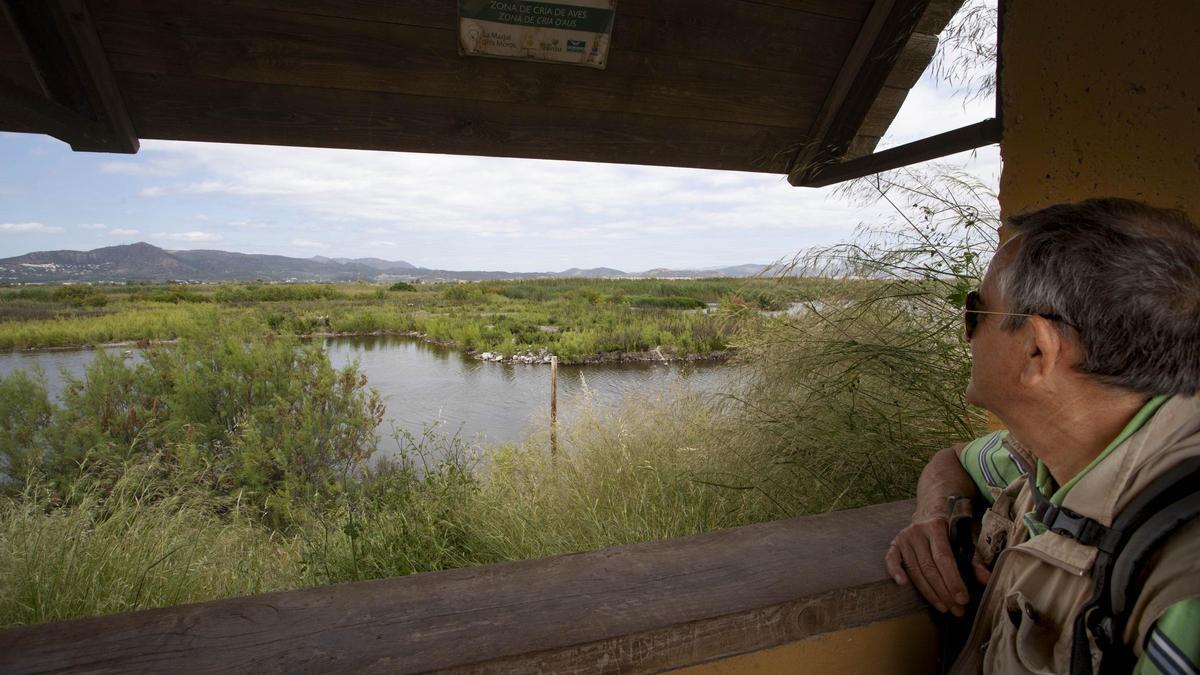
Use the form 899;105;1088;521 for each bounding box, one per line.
0;243;783;283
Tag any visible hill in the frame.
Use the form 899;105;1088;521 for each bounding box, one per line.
0;243;780;283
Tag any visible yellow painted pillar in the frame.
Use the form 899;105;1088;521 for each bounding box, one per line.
999;1;1200;223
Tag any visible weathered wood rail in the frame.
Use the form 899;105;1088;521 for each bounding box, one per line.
0;500;936;674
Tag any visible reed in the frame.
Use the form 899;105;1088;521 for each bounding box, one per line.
0;460;300;628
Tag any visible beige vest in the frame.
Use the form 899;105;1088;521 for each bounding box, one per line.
950;395;1200;675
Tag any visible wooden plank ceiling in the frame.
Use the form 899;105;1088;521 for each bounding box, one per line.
0;0;961;177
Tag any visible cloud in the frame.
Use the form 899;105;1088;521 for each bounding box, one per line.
100;158;188;177
161;231;221;242
1;222;63;233
290;239;329;249
112;58;1001;271
109;228;139;236
79;223;107;230
227;218;275;230
132;142;859;241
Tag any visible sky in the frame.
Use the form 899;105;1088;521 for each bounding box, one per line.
0;34;999;273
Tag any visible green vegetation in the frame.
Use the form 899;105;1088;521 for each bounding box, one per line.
1;334;382;522
0;468;299;627
627;295;706;309
0;277;861;361
212;283;348;303
0;335;763;625
53;285;108;308
0;167;996;628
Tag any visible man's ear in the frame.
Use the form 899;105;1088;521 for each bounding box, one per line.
1019;317;1065;387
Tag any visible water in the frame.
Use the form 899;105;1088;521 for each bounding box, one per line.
0;336;736;448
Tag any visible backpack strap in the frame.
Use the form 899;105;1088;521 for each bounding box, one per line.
1068;455;1200;675
1030;481;1124;553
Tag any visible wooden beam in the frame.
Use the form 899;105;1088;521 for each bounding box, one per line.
113;72;803;173
0;500;927;673
796;118;1000;187
2;0;138;152
0;73;109;145
787;0;933;184
785;0;899;178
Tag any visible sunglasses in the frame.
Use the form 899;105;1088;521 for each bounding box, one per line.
963;290;1075;340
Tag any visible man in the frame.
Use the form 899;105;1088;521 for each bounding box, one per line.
886;198;1200;674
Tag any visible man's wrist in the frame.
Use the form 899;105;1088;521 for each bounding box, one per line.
914;493;971;522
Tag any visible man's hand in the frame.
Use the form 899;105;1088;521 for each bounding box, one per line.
885;444;978;617
886;515;970;617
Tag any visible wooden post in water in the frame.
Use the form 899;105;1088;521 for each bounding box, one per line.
550;355;558;457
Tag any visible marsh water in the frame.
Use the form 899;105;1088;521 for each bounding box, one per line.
0;335;735;449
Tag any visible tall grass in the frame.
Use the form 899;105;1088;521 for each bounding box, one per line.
468;390;770;558
0;460;299;627
300;428;484;584
0;304;231;350
719;167;997;512
300;387;770;584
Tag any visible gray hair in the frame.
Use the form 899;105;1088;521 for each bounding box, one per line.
1000;198;1200;396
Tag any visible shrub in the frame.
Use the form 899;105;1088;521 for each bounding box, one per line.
0;370;53;486
53;285;107;307
128;287;209;304
441;284;489;304
5;334;384;524
214;284;345;303
626;295;706;310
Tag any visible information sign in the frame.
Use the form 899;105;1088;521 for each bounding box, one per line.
458;1;617;69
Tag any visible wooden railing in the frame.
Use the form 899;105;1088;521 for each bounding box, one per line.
0;500;939;673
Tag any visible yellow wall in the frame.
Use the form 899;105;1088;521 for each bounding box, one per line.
1000;0;1200;224
669;614;939;675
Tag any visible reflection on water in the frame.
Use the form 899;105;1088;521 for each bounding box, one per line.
0;346;135;400
324;335;735;449
0;336;737;450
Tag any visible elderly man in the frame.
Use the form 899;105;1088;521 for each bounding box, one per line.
886;198;1200;674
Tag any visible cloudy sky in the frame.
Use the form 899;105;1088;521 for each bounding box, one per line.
0;43;998;272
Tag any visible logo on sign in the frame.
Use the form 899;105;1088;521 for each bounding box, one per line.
566;39;586;52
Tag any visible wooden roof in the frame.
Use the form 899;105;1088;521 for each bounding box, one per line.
0;0;963;184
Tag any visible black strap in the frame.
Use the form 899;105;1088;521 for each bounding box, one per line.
1067;456;1200;675
1029;480;1124;553
1108;482;1200;639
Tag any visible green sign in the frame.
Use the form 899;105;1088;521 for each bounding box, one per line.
458;0;617;69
